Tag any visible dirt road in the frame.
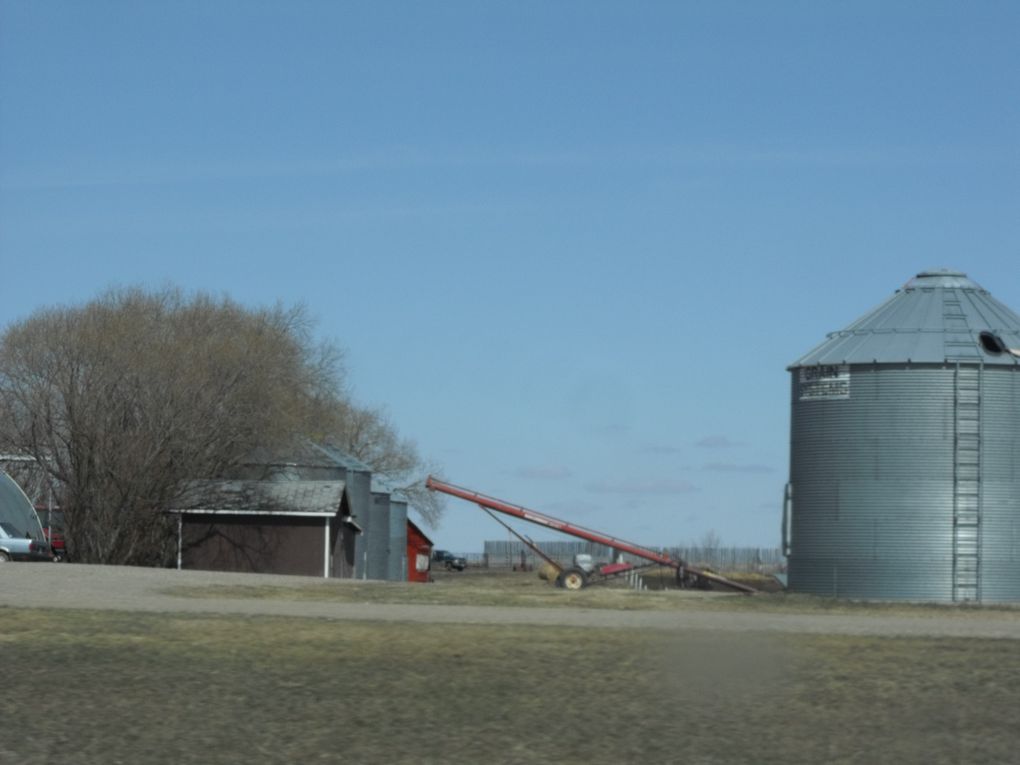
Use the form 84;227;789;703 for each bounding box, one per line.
5;563;1020;638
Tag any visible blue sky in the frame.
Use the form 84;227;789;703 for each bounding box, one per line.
2;1;1018;552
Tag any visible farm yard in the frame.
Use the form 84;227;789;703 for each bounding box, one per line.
2;564;1020;764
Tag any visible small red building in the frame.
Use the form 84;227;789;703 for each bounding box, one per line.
406;519;433;583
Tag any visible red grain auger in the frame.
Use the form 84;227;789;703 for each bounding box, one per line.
426;476;755;594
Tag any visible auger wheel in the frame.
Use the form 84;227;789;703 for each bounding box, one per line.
556;567;588;591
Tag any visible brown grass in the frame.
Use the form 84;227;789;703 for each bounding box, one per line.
160;567;1020;620
2;606;1019;764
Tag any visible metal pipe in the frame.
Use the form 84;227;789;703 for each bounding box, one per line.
427;477;677;566
782;483;793;557
480;506;561;572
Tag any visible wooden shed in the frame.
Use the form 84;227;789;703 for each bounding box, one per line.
406;519;433;583
172;480;361;578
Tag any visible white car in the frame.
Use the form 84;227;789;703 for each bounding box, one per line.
0;521;52;562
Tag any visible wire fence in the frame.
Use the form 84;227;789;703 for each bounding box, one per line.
472;540;785;573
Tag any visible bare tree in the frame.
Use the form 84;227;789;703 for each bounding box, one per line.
325;400;446;527
0;287;345;565
694;529;723;569
700;529;722;551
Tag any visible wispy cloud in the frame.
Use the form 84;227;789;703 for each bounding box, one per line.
586;478;699;495
6;141;1008;193
638;444;685;455
0;150;482;192
696;435;744;449
702;463;775;474
513;465;572;480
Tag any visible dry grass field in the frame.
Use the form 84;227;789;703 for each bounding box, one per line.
167;565;1020;619
2;566;1020;764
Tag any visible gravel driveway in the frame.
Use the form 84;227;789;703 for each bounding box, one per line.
5;563;1020;639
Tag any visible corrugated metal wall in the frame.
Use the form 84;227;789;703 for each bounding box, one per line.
388;497;408;581
347;468;373;579
368;491;391;579
788;363;1020;601
978;366;1020;602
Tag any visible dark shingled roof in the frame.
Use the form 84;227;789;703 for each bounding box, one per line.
177;480;347;516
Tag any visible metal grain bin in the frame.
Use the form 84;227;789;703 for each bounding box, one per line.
388;491;409;582
369;478;411;581
369;480;393;580
786;270;1020;602
307;445;374;580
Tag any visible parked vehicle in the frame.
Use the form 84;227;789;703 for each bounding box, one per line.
0;521;52;562
35;508;66;561
432;549;467;571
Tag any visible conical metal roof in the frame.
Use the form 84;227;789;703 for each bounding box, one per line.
790;269;1020;367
